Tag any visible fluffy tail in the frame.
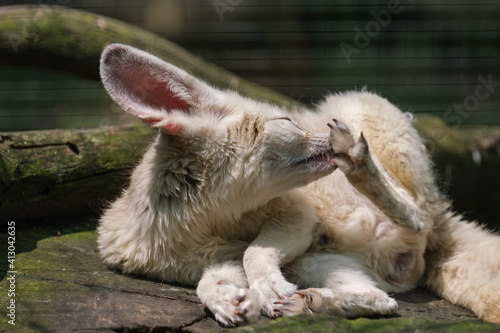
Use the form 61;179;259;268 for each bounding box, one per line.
424;211;500;323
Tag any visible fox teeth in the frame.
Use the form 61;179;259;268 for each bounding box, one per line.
319;150;334;162
325;150;334;161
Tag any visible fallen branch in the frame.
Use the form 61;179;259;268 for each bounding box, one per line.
0;125;154;222
0;4;299;110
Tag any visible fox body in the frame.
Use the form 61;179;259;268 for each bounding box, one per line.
98;44;500;326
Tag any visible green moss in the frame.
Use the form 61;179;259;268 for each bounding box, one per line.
227;315;499;333
0;125;155;220
2;217;500;332
94;125;154;168
1;273;94;331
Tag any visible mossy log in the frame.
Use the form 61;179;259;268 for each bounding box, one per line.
0;4;299;111
0;126;155;222
0;5;499;225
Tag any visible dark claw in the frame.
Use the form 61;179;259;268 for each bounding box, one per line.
333;120;351;134
359;131;368;146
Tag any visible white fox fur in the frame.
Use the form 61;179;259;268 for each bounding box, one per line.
98;44;500;327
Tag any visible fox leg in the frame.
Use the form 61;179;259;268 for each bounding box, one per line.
197;262;260;327
276;253;398;317
192;239;260;327
243;192;317;318
328;119;424;233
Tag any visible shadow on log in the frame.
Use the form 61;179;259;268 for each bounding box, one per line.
0;5;499;227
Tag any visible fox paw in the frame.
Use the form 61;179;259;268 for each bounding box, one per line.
327;119;370;175
327;119;424;234
252;279;297;318
341;289;398;318
209;283;260;327
273;290;318;317
273;288;398;318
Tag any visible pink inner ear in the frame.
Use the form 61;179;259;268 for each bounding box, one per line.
119;65;190;112
163;122;180;135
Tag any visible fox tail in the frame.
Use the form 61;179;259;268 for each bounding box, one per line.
424;210;500;323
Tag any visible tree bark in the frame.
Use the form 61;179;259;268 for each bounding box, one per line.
0;126;155;222
0;5;499;226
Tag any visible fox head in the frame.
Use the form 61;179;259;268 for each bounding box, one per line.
100;44;337;215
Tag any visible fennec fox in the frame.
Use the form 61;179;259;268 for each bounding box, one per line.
98;44;500;326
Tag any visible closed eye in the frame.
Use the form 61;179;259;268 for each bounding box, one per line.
270;116;309;134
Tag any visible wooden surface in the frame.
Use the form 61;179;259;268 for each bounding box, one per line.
1;219;498;332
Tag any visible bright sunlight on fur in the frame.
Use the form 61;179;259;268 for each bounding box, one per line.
98;44;499;327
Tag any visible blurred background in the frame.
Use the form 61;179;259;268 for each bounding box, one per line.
0;0;499;131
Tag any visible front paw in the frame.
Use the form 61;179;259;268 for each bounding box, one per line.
273;289;321;316
208;283;260;327
252;279;297;318
327;119;355;156
327;119;369;175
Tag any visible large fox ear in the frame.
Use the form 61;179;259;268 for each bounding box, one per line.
100;44;212;134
